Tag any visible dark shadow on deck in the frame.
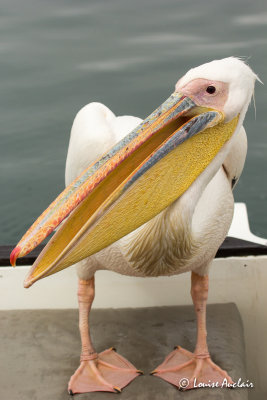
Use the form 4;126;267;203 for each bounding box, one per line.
0;237;267;266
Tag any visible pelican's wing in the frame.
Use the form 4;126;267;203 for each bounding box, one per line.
222;126;247;189
65;102;142;185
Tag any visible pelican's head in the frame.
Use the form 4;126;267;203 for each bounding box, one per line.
10;57;258;287
176;57;258;122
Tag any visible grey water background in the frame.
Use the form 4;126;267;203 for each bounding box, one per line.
1;0;267;245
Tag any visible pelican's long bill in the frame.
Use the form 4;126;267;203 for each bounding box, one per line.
10;92;239;287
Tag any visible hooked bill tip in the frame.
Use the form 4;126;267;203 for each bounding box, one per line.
23;279;33;289
10;246;21;267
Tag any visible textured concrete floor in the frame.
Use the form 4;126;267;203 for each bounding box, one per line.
0;304;249;400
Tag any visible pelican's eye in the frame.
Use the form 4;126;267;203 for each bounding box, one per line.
206;85;216;94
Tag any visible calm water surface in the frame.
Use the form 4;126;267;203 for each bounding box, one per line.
1;0;267;244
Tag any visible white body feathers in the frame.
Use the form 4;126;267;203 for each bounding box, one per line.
65;102;247;280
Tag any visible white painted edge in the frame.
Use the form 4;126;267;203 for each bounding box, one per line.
1;255;266;310
229;203;267;245
1;202;266;310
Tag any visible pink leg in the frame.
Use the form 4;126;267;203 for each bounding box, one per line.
152;272;233;390
68;277;141;395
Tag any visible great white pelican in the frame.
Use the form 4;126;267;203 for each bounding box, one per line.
11;57;258;393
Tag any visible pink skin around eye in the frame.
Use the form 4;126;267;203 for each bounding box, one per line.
175;78;229;113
